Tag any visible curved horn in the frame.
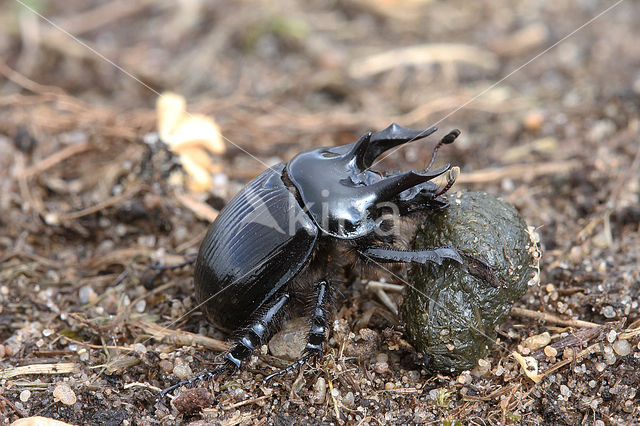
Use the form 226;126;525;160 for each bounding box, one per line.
362;123;438;167
345;132;372;169
360;164;450;202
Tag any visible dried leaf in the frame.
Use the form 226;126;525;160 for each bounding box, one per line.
156;92;225;192
512;352;543;383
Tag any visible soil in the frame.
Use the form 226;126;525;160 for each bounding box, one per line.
1;1;639;424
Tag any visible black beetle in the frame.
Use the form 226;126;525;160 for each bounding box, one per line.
162;123;475;395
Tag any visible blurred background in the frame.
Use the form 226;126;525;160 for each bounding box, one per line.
1;0;639;424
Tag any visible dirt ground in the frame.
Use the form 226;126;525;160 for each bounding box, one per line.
1;1;639;424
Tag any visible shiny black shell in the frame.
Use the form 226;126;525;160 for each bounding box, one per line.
194;163;318;331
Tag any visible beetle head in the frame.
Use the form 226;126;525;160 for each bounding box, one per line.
286;123;458;239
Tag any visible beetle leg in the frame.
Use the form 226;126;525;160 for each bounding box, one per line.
361;246;464;265
263;280;331;383
159;365;230;398
361;247;502;287
226;292;291;370
159;292;290;397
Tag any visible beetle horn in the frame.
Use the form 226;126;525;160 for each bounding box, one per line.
362;164;451;202
357;123;438;168
346;131;373;166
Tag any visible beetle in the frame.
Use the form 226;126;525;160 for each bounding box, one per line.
162;123;481;395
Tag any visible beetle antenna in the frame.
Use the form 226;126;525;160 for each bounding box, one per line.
425;129;460;171
435;166;459;197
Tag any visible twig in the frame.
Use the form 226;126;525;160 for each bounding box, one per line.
0;58;66;95
366;280;404;293
375;288;398;316
0;362;78;379
21;142;93;178
395;95;527;126
59;335;134;351
133;320;230;352
221;394;271;410
619;327;640;340
53;0;155;36
56;185;143;221
539;342;601;379
174;191;219;222
348;43;498;79
175;229;208;253
83;247;155;269
510;306;600;328
123;382;162;392
0;394;28;418
457;160;580;184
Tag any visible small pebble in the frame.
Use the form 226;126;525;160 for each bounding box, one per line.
5;345;15;356
78;286;97;304
544;346;558;358
385;382;395;390
523;332;551;351
133;343;147;355
78;349;89;362
159;360;173;373
135;300;146;313
312;377;326;404
472;358;491;377
613;339;631;356
604;351;616;365
602;306;616;319
268;317;308;360
560;384;570;396
53;383;77;405
562;347;574;360
623;400;634;413
457;371;472;385
523;111;544;132
408;370;420;381
173;360;193;379
375;353;389;363
606;330;617;343
20;390;31;402
342;391;354;407
373;361;389;374
594;362;606;372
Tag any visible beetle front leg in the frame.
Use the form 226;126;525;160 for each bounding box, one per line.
360;247;501;287
361;246;464;265
263;280;331;383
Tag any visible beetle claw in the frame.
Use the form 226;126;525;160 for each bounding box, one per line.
262;351;318;384
158;364;234;399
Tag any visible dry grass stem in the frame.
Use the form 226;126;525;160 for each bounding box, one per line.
510;307;600;328
349;44;498;79
0;363;78;379
133;321;230;352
